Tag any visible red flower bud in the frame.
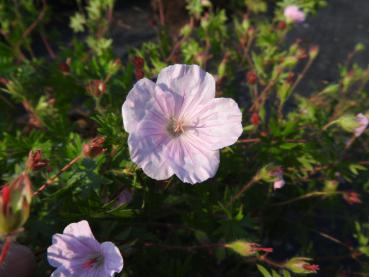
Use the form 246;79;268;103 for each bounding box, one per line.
277;21;287;30
83;137;106;158
303;264;320;272
26;150;49;171
251;112;260;126
133;56;144;68
342;191;362;205
58;63;70;75
2;186;10;215
135;69;144;80
246;71;257;85
0;77;9;86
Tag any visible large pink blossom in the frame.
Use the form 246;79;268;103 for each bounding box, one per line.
47;220;123;277
354;113;368;137
122;64;243;184
284;5;305;23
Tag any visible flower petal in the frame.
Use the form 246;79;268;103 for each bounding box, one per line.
47;234;97;269
165;137;220;184
63;220;95;239
187;98;243;150
156;64;216;118
101;241;124;275
122;78;156;133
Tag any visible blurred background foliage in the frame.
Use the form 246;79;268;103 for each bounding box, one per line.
0;0;369;276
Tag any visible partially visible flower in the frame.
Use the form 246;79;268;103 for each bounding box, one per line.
47;220;123;277
272;167;285;190
342;191;362;205
354;113;368;137
0;173;32;236
284;5;305;23
122;64;243;184
226;240;273;257
284;257;319;274
26;150;49;171
83;137;106;158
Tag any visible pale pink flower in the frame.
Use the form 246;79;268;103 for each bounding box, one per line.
354;113;368;137
47;220;123;277
122;64;243;184
284;5;305;23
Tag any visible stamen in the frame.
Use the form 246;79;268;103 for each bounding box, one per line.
167;118;185;137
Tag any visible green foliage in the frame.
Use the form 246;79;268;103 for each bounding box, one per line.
1;0;369;276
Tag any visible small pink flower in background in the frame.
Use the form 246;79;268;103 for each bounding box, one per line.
284;5;305;23
122;64;243;184
272;167;285;190
354;113;368;137
47;220;123;277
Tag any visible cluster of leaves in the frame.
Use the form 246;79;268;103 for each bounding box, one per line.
0;0;369;276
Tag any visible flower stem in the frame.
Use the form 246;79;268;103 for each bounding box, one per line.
33;155;82;196
0;237;12;264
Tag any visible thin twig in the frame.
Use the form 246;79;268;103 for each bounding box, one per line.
33;155;82;196
228;176;258;205
40;32;56;59
21;0;47;39
271;191;342;206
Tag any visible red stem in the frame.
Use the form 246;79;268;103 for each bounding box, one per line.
0;237;11;264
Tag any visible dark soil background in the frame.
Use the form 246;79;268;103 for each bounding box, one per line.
110;0;369;94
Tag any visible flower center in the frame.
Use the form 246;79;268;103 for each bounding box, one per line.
82;254;103;269
167;118;185;137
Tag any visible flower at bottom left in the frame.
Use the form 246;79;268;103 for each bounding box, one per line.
47;220;123;277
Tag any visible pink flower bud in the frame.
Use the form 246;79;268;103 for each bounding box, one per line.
83;137;106;158
26;150;49;171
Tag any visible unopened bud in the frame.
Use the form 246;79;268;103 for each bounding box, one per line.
26;150;49;171
226;240;273;257
133;56;144;69
284;257;319;274
0;173;32;236
342;191;362;205
336;114;361;133
59;63;70;75
86;80;106;97
277;21;287;30
309;45;319;59
83;137;106;158
246;71;257;85
0;78;9;86
250;112;260;126
135;69;144;80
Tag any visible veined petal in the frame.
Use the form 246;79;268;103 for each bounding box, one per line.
156;64;215;119
101;242;124;275
166;137;220;184
122;78;156;133
128;121;174;180
187;98;243;150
